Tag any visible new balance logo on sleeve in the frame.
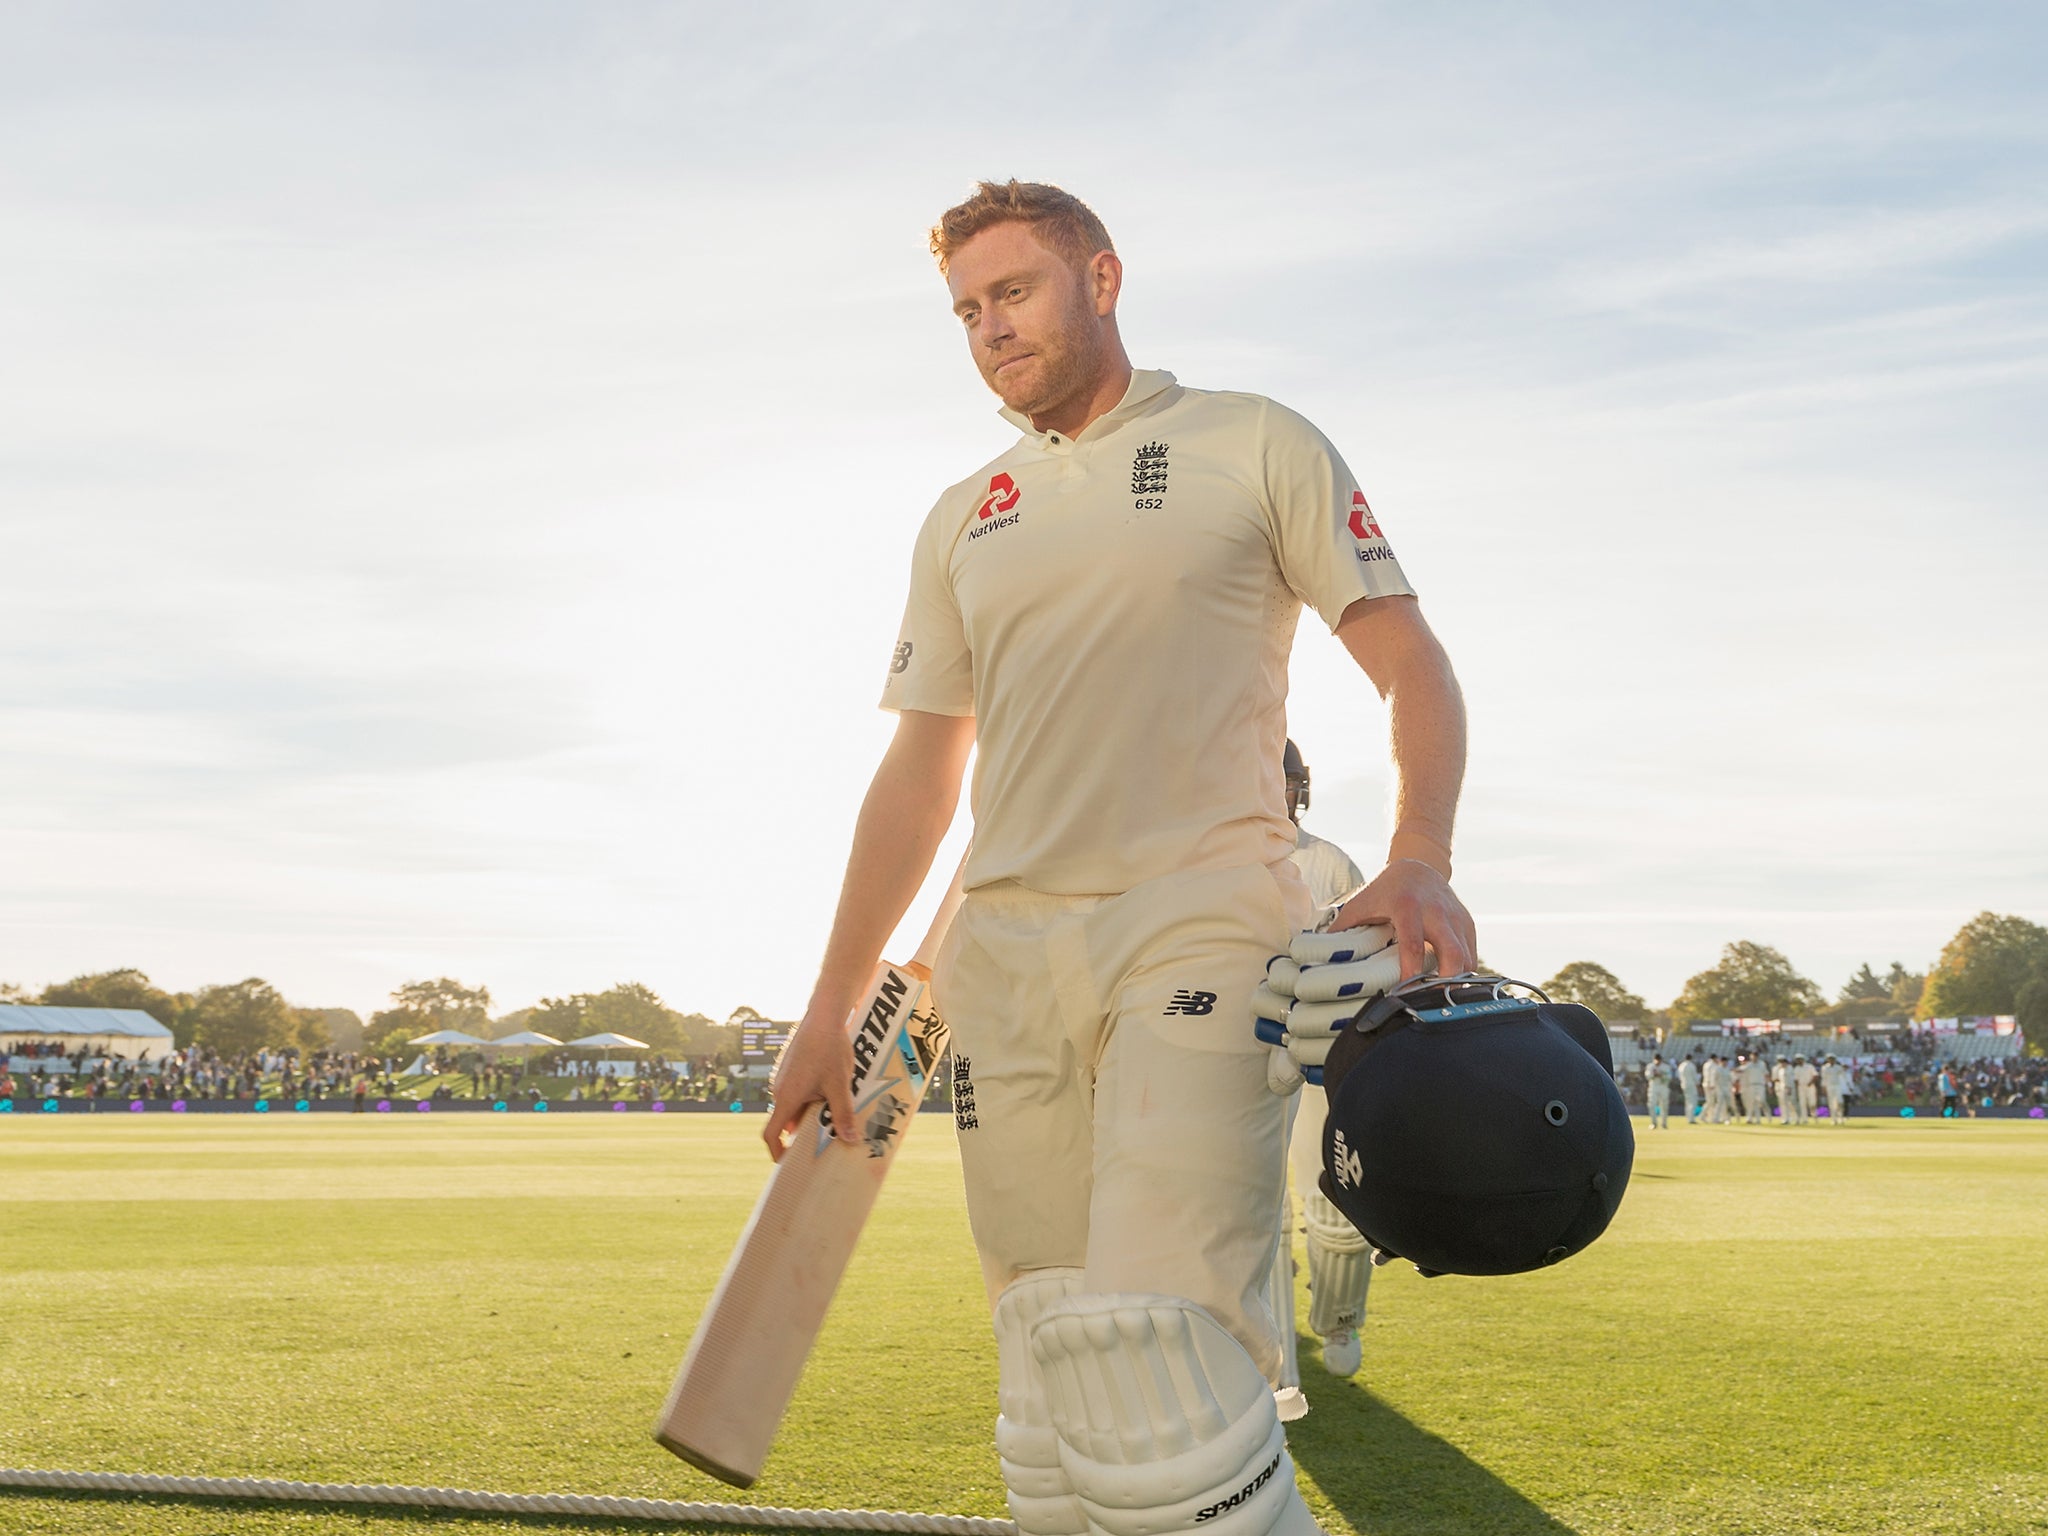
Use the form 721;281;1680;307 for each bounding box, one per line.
1164;989;1218;1016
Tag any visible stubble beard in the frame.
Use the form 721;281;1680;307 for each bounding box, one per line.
987;296;1104;422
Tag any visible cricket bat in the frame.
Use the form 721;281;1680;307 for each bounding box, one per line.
653;863;968;1487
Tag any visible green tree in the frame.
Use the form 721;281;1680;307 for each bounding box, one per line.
1541;962;1649;1021
1670;942;1824;1023
368;977;492;1055
527;995;590;1039
2013;969;2048;1057
188;979;296;1057
585;982;681;1050
1840;963;1890;1003
1886;963;1925;1013
1920;912;2048;1019
669;1012;737;1056
307;1008;365;1052
290;1008;334;1054
1;981;32;1001
38;968;192;1041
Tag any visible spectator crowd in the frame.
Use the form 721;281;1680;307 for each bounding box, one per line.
0;1040;763;1108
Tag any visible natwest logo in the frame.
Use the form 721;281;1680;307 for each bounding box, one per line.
976;473;1021;520
1347;490;1384;541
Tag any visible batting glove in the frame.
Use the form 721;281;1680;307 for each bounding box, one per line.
1254;926;1402;1092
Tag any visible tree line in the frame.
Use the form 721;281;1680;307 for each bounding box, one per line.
0;970;763;1062
1539;911;2048;1046
7;909;2044;1060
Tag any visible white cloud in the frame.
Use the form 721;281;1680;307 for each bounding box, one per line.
1;4;2042;1019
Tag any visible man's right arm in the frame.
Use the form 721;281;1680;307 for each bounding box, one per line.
761;708;975;1160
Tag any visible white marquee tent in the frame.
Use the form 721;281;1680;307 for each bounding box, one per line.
1;1005;177;1063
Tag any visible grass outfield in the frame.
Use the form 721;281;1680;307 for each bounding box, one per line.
2;1118;2044;1536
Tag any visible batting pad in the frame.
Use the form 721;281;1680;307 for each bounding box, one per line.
1029;1295;1319;1536
1302;1188;1370;1339
995;1269;1089;1536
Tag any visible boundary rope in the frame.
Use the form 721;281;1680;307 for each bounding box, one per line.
0;1467;1018;1534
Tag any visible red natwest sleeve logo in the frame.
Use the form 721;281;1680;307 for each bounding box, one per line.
976;473;1021;520
1347;490;1384;541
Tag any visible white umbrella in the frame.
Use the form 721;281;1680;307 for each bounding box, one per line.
563;1032;648;1050
409;1029;491;1046
489;1030;563;1048
564;1030;648;1083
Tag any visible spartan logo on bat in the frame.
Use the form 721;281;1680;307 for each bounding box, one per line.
864;1093;906;1158
908;1004;947;1075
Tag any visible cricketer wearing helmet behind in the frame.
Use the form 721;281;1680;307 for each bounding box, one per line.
1264;739;1375;1420
765;180;1476;1536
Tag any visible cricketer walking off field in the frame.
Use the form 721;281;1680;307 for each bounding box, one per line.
1645;1054;1670;1129
1822;1056;1849;1123
766;181;1476;1536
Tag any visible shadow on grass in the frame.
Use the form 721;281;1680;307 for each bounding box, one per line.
1290;1346;1577;1536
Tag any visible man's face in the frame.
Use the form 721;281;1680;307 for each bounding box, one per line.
946;221;1107;418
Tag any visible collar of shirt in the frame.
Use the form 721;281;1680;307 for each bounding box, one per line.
996;368;1179;450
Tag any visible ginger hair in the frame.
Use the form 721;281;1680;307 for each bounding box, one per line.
929;179;1115;274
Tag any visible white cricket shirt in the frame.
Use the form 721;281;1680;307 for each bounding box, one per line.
1288;827;1368;911
881;370;1413;896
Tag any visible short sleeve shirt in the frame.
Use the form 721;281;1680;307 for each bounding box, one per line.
1288;827;1368;911
880;370;1413;895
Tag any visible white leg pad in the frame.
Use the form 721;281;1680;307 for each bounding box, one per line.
996;1268;1090;1536
1029;1294;1319;1536
1302;1187;1370;1339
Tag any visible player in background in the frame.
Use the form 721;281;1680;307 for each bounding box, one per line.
1700;1053;1724;1124
1264;740;1371;1416
765;181;1475;1536
1795;1054;1819;1124
1678;1050;1701;1124
1821;1055;1848;1123
1740;1051;1769;1124
1644;1053;1670;1130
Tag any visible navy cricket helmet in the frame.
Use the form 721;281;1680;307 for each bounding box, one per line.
1318;975;1634;1277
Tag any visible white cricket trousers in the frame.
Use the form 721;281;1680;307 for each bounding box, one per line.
933;859;1310;1385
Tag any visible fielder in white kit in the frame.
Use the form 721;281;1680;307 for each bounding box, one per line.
765;181;1475;1536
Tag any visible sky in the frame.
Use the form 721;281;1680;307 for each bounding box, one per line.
2;2;2044;1024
